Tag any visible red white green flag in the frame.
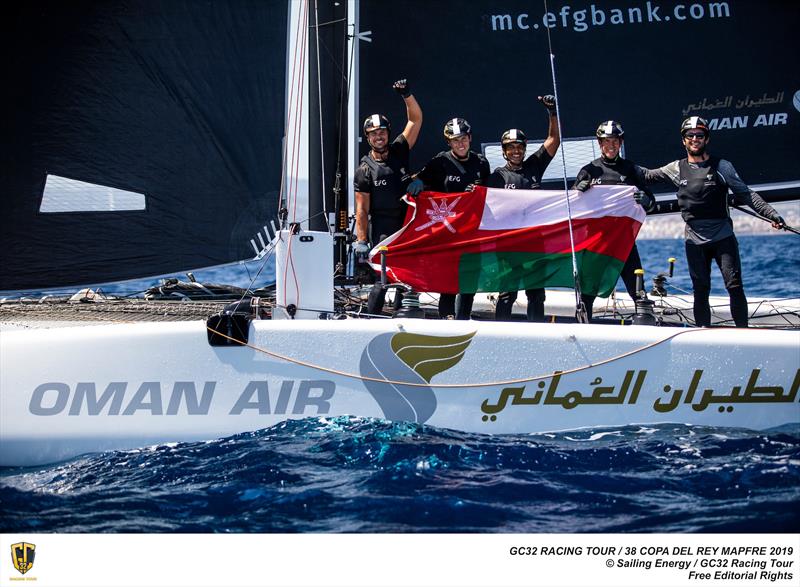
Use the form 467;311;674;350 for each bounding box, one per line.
367;185;645;296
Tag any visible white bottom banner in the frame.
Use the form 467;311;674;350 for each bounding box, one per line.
1;533;798;586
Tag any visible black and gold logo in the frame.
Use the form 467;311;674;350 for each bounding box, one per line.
11;542;36;575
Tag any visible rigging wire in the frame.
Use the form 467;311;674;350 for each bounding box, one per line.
246;1;308;308
309;16;347;28
281;0;307;224
313;0;331;234
333;12;357;232
334;10;358;275
290;0;309;226
542;0;586;321
283;0;310;309
233;0;311;311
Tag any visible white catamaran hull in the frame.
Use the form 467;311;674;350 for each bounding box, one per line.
1;319;798;466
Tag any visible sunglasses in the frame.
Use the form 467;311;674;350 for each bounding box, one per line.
684;132;707;140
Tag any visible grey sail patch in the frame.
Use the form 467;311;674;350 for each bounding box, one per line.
39;175;146;213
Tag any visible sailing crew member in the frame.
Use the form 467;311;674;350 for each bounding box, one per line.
353;79;422;313
573;120;655;322
354;78;422;247
487;95;560;322
642;116;785;328
410;117;490;319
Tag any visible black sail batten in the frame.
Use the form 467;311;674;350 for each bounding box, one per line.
1;1;288;291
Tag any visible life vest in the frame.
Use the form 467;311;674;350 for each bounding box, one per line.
676;157;729;222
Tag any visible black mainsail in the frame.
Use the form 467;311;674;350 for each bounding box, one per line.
358;1;800;202
2;1;288;291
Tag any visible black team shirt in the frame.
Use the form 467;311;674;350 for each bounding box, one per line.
416;150;490;192
486;145;554;189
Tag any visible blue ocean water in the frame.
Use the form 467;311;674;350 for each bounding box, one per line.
1;420;798;533
636;234;800;300
1;234;798;533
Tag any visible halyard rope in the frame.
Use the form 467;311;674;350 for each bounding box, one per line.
542;0;584;318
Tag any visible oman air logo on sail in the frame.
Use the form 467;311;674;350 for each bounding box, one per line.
359;331;475;423
11;542;36;575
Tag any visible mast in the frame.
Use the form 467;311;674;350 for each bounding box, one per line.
308;0;349;274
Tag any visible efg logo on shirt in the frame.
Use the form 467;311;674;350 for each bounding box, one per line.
374;179;387;186
446;175;462;183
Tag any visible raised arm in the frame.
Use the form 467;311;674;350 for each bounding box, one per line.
538;95;560;157
393;79;423;149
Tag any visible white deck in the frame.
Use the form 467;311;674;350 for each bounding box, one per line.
414;289;800;327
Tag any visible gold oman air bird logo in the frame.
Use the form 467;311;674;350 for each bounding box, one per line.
11;542;36;575
359;331;475;422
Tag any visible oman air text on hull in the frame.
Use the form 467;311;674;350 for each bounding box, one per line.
27;380;336;416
